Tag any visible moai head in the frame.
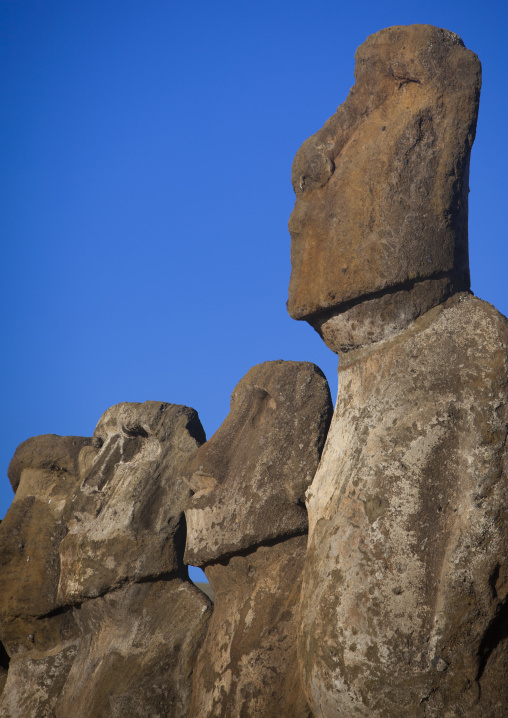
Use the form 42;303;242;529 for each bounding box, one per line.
288;25;481;352
183;361;333;567
58;401;206;603
0;435;90;640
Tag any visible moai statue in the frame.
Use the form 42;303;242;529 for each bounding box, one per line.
0;434;91;717
184;361;333;718
289;25;508;718
54;401;212;718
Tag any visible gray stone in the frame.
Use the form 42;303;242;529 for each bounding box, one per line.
299;294;508;717
0;402;212;717
189;536;312;718
54;580;211;718
53;401;212;717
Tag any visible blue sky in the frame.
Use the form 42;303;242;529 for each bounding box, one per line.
2;2;507;582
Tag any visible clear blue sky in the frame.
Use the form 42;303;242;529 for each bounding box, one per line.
2;2;507;582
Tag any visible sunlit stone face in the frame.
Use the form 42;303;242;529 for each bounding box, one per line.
58;401;205;603
287;25;481;351
183;361;333;567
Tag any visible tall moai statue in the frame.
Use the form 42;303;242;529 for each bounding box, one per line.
183;361;333;718
289;25;508;718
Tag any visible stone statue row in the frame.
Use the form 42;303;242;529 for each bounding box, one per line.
0;362;332;717
1;24;508;718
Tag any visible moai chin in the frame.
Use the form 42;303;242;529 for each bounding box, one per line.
184;361;332;718
291;26;508;718
288;24;481;353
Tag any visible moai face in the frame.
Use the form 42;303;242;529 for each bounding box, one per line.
288;25;481;352
0;435;90;637
0;436;90;618
58;401;205;603
184;361;333;567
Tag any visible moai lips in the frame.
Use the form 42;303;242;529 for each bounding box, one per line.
288;25;481;353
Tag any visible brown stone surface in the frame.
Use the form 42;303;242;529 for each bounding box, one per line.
299;294;508;717
184;360;333;567
0;434;90;716
0;402;212;717
58;401;206;603
54;579;211;718
53;401;211;717
288;25;481;351
185;360;331;717
0;640;80;718
0;435;91;622
0;435;90;651
189;536;312;718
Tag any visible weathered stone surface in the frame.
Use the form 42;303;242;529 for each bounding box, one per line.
288;25;481;352
0;434;90;716
0;402;212;717
184;360;333;566
58;401;206;603
0;435;91;621
54;579;211;718
299;294;508;717
185;360;332;717
189;536;311;718
0;640;80;718
51;401;212;717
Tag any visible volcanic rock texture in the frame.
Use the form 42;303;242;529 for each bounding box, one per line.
0;403;212;718
299;295;508;717
292;23;508;718
185;361;332;718
288;25;481;352
1;21;507;718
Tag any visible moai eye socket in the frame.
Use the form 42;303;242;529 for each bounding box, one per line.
121;424;149;438
92;436;104;450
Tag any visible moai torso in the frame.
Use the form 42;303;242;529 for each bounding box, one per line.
299;295;508;717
